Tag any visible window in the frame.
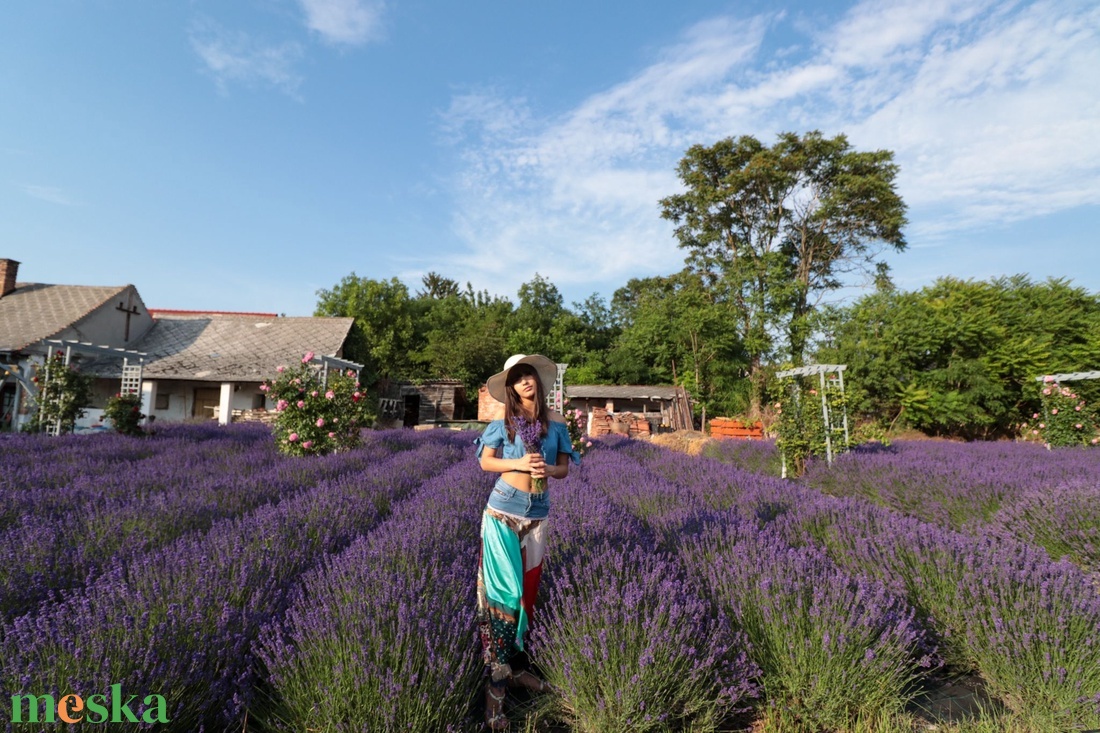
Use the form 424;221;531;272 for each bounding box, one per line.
155;394;170;410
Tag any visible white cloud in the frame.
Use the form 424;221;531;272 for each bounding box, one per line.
22;185;80;206
438;1;1100;298
297;0;384;46
190;20;304;97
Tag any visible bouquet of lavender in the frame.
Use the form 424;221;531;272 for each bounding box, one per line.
511;415;547;492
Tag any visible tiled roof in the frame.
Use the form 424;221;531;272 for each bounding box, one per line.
566;385;683;400
84;313;355;382
0;282;128;352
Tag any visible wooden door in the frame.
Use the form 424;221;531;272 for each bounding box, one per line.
193;387;221;419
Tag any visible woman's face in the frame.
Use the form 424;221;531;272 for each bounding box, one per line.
508;367;539;401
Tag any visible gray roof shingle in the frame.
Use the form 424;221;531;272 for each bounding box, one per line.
84;313;355;382
0;282;128;352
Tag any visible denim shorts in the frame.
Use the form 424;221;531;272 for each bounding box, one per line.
486;477;550;520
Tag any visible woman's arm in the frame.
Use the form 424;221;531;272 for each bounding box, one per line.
546;452;570;480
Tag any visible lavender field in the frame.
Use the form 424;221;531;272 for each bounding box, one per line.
1;426;1098;732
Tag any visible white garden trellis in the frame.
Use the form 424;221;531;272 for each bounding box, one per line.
43;339;147;436
775;363;850;477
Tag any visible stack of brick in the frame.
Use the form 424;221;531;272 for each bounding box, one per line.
617;411;652;438
589;407;614;436
708;417;764;440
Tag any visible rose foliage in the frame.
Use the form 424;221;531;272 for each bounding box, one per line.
262;354;374;456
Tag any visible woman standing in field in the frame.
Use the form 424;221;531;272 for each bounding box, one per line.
475;353;580;730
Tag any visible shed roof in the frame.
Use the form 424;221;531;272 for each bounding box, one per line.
0;282;129;352
84;313;355;382
566;385;683;401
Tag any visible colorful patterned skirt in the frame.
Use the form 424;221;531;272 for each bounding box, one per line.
477;506;549;682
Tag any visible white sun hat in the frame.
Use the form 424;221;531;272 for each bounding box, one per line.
486;354;558;403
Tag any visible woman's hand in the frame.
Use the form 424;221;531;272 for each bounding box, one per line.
516;453;547;477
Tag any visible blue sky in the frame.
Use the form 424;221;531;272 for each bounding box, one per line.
2;0;1098;316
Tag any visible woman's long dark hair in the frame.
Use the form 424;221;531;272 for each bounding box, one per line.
504;364;549;442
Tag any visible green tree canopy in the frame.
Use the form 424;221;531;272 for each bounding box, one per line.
817;275;1100;439
314;274;417;385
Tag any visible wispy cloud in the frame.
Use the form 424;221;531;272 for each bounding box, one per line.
438;0;1100;298
22;185;80;206
190;19;304;98
297;0;384;46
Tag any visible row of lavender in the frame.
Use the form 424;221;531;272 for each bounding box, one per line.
784;440;1100;574
0;424;439;620
3;428;1098;730
0;426;468;731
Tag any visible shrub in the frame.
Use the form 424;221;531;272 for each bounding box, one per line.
103;392;146;436
261;353;375;456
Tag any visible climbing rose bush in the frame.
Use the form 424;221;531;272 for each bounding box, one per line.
261;353;374;456
1022;378;1099;448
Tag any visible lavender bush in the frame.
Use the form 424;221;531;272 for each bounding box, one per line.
683;517;932;730
257;459;486;732
532;538;759;732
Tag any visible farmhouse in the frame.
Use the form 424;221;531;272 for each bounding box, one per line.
84;310;356;426
0;258;154;432
0;257;357;431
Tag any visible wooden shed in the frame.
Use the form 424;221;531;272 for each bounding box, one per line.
377;379;467;428
564;385;694;435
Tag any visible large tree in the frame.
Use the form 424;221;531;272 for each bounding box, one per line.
660;131;907;415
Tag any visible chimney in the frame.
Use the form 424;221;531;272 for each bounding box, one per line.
0;259;19;297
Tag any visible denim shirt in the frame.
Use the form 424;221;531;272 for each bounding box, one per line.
475;419;582;466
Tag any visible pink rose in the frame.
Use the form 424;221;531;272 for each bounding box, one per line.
333;417;339;423
288;433;299;442
1032;413;1039;419
316;418;325;428
1076;406;1082;411
1076;423;1083;429
1032;429;1039;435
1042;388;1051;395
302;440;313;449
328;431;335;438
325;390;335;399
1051;408;1058;415
311;390;318;398
302;351;315;363
1043;375;1054;382
276;366;286;373
1092;438;1099;445
1039;423;1045;428
297;400;305;409
259;384;269;392
276;400;288;411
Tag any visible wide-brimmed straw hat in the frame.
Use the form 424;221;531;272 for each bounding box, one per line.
486;354;558;403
